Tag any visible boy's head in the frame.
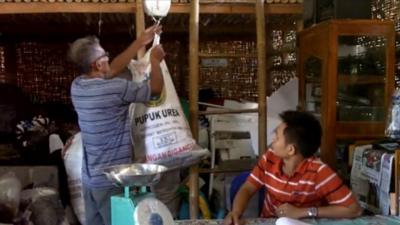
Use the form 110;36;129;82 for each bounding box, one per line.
271;110;322;159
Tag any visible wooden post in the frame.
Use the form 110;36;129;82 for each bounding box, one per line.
395;150;400;215
296;17;304;32
188;0;199;219
256;0;266;156
135;0;145;58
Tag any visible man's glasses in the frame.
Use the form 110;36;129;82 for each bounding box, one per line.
92;51;109;64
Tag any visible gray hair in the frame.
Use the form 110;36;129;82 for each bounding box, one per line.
68;36;104;74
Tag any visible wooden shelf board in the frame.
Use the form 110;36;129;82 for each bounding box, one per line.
199;108;258;115
338;74;386;85
0;3;303;14
199;158;257;174
198;53;257;58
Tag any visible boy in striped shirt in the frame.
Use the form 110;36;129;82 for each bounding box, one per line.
224;110;362;225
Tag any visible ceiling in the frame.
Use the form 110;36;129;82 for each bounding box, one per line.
0;12;301;39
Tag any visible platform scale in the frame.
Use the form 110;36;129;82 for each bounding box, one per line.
104;163;173;225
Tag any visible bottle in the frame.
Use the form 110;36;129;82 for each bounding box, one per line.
386;88;400;139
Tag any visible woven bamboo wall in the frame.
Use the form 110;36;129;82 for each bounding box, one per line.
15;42;77;104
1;40;182;105
1;37;296;104
0;46;5;83
371;0;400;87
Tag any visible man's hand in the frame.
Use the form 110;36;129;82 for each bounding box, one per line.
223;211;243;225
138;24;162;46
150;45;165;63
275;203;304;219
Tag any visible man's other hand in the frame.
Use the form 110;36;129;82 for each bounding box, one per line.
150;44;165;63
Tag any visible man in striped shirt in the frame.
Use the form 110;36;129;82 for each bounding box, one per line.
68;24;164;225
224;111;362;225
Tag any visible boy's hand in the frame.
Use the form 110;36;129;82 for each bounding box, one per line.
223;211;243;225
275;203;303;219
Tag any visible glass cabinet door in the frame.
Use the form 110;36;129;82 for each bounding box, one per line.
336;36;387;122
304;56;323;118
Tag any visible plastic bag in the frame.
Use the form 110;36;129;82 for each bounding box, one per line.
386;89;400;139
20;187;66;225
0;172;22;223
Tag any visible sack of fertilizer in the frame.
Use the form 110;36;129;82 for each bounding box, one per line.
128;35;208;169
63;133;85;225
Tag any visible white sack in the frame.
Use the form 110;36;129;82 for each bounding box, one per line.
0;172;21;222
63;133;85;225
129;40;208;169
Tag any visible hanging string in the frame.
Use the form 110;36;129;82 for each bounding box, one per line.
98;13;103;37
151;16;162;26
151;17;162;45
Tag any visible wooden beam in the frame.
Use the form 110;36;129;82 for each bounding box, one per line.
265;3;303;14
0;23;259;36
0;3;136;14
0;3;303;15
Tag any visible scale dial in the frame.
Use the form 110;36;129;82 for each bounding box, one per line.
144;0;171;18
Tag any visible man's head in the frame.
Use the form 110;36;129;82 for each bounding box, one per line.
271;110;322;159
68;36;110;76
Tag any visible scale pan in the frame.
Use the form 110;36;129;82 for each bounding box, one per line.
103;163;168;187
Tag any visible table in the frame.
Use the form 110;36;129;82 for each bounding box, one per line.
176;216;400;225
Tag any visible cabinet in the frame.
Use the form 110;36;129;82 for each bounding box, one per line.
298;19;396;168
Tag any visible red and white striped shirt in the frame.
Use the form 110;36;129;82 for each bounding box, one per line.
247;149;356;218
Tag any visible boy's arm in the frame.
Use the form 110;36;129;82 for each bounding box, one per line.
277;200;362;219
224;181;258;225
315;201;362;218
232;181;258;216
277;161;362;219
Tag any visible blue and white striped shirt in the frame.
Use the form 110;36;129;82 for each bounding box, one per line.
71;76;150;188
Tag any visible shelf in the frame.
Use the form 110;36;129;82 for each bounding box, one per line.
199;158;257;174
305;77;321;83
338;74;386;85
267;47;296;56
335;122;386;139
0;2;303;14
198;53;257;58
306;75;386;85
199;108;258;115
268;64;296;71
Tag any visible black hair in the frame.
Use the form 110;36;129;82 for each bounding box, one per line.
279;110;322;158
